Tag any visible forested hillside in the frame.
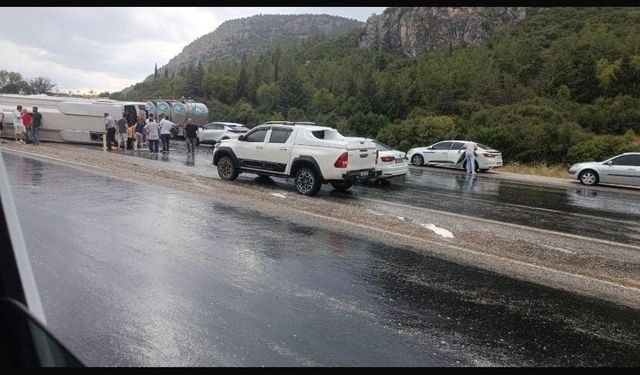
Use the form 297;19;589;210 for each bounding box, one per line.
112;7;640;165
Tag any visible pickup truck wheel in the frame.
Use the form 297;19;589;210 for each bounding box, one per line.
217;156;239;181
294;167;321;196
330;181;353;192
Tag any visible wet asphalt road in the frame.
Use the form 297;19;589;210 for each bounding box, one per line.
97;141;640;246
3;150;640;366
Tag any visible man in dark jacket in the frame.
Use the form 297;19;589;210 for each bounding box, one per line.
185;118;198;154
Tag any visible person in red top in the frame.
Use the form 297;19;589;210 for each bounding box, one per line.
21;108;33;144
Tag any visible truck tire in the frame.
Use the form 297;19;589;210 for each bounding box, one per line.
217;156;239;181
294;166;321;196
330;181;353;192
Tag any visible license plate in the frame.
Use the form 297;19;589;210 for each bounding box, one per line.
360;171;369;177
395;158;403;164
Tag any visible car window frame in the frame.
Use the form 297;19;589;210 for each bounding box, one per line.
432;141;453;150
450;142;465;150
268;127;293;144
609;155;636;166
244;127;269;143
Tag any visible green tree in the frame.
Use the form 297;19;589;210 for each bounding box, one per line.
276;61;309;115
236;54;249;100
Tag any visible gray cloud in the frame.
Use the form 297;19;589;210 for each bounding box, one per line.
0;7;385;93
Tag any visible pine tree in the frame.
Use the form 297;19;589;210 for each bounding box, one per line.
272;42;282;82
154;63;158;79
236;54;249;100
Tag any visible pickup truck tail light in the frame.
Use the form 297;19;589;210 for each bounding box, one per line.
380;156;394;162
334;152;348;168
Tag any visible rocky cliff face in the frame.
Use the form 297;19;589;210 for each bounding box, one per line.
153;14;363;79
359;7;529;57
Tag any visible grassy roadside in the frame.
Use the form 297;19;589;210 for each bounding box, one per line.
498;162;569;179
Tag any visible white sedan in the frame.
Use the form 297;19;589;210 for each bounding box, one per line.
569;152;640;187
197;122;250;145
407;140;503;172
373;140;409;179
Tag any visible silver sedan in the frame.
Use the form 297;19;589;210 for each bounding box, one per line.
568;152;640;187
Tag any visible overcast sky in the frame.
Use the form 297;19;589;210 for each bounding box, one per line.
0;7;386;94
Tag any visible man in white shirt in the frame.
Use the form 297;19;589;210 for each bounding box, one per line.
158;114;175;153
13;105;24;144
144;117;160;154
464;141;478;175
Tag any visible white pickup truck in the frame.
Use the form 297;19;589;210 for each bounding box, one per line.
212;122;381;196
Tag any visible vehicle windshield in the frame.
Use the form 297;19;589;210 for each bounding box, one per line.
374;141;392;151
476;143;495;151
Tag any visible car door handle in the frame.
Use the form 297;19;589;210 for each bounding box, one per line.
256;146;263;149
280;147;288;151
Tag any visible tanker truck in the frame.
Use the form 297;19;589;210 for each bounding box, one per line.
145;99;208;138
0;94;146;144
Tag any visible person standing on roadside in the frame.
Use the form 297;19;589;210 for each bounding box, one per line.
464;141;478;175
134;115;145;150
22;108;32;143
185;118;198;154
104;113;116;150
126;122;134;150
14;105;24;144
144;116;160;154
31;107;43;146
116;114;127;150
158;114;175;154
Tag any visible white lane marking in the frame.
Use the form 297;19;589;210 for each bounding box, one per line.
419;223;454;239
361;197;640;252
396;216;406;221
270;192;287;198
538;243;577;255
366;209;384;216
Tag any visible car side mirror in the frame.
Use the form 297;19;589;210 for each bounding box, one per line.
426;146;432;150
237;135;244;141
605;161;612;166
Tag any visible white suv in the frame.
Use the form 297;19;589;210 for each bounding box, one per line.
212;122;381;196
197;122;250;145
